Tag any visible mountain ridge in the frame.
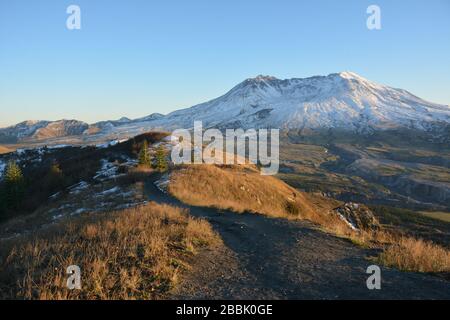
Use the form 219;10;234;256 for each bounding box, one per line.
2;72;449;142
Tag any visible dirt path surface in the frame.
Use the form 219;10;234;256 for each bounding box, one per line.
145;176;450;299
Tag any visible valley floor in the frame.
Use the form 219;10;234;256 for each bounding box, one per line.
144;175;450;299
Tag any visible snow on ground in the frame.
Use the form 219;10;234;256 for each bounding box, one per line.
71;208;87;216
0;160;5;179
0;140;153;240
96;186;121;196
95;140;120;148
162;135;180;145
15;148;27;156
47;144;70;149
69;181;90;194
336;212;358;231
49;192;61;200
154;173;170;193
99;72;450;135
121;157;138;166
94;159;120;181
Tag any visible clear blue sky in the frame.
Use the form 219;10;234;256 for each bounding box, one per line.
1;0;449;127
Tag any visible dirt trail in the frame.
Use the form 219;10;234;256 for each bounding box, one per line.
145;176;450;299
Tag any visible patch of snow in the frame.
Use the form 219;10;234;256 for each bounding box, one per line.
96;139;121;149
336;212;358;231
49;192;61;200
97;186;121;196
154;173;170;193
94;159;119;181
52;213;64;221
58;204;74;210
121;156;138;166
71;208;87;216
69;181;90;194
0;160;6;179
162;135;180;145
120;190;135;197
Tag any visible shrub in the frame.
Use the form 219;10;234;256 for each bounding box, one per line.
284;201;299;216
378;237;450;273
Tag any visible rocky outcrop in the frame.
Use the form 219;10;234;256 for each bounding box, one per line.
333;202;380;231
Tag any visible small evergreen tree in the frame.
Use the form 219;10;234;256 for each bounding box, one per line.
154;145;168;172
138;140;151;167
4;161;25;209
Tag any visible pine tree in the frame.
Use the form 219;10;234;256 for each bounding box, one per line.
138;140;151;167
4;161;25;209
155;145;168;172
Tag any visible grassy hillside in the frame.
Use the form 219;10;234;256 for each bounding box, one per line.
0;202;219;299
167;163;450;274
168;164;317;218
421;211;450;223
0;130;448;300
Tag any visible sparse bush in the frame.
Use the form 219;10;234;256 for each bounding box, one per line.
378;237;450;273
284;201;299;216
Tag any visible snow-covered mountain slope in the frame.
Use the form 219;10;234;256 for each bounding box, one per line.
0;120;49;143
2;72;449;143
138;72;450;132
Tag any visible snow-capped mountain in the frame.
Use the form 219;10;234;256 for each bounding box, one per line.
140;72;450;132
2;72;449;143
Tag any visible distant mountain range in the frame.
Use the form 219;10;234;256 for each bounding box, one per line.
2;72;449;143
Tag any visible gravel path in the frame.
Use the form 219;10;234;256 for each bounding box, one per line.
145;176;450;299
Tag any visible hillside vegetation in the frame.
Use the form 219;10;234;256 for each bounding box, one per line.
167;163;450;274
169;164;317;218
0;202;219;299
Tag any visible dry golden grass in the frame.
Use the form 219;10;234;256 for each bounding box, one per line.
420;211;450;223
0;202;219;300
168;164;317;219
168;163;450;274
378;237;450;273
0;145;14;154
169;164;359;240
